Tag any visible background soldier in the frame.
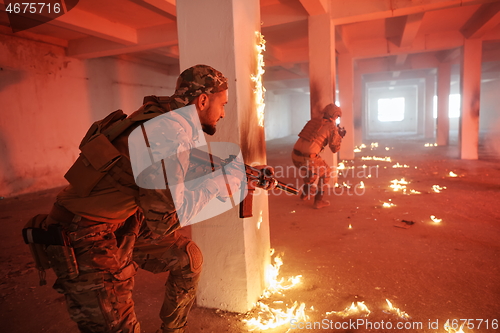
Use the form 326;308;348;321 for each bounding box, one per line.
42;65;240;333
291;103;344;209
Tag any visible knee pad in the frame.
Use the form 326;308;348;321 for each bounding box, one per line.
186;241;203;274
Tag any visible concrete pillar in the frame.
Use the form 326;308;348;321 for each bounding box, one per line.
338;53;355;160
436;62;451;146
459;38;482;160
353;70;363;146
424;74;436;139
176;0;270;312
308;13;338;183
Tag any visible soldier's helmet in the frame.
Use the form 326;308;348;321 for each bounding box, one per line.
322;103;342;120
173;64;228;105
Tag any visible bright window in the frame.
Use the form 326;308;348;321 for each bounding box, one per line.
378;97;405;122
433;94;461;118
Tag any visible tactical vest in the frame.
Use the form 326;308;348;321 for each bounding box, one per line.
64;96;172;198
298;118;331;148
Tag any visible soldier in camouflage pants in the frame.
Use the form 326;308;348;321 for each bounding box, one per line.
46;65;238;333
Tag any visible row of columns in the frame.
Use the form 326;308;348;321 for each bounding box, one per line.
335;38;483;161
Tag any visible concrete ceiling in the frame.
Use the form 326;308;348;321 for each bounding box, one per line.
1;0;499;93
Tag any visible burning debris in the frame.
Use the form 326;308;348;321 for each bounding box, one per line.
392;163;410;168
383;299;411;320
432;185;447;193
361;156;392;162
359;181;365;189
444;320;466;333
243;250;308;331
448;171;458;177
390;178;408;192
382;201;395;208
430;215;442;223
326;301;371;318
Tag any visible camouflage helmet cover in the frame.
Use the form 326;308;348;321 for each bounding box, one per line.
322;103;342;119
173;64;228;106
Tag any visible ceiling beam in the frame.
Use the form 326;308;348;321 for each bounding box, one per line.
67;23;177;58
298;0;328;16
395;54;408;66
460;2;500;39
127;0;176;20
350;30;465;59
52;7;138;45
260;2;308;28
330;0;500;25
435;47;461;63
398;13;425;48
335;25;350;54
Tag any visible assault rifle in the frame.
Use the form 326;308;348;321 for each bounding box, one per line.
189;148;298;218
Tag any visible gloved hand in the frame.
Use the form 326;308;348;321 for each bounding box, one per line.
211;174;242;201
252;165;277;190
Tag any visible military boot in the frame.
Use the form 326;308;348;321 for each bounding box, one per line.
313;191;330;209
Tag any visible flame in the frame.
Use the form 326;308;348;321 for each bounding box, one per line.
382;201;395;208
326;301;371;318
251;31;266;128
449;171;458;177
354;144;367;152
384;299;411;320
371;142;379;149
243;250;308;331
390;178;408;191
392;163;410;168
432;185;447;193
444;320;466;333
338;162;346;170
244;301;308;331
430;215;442;223
408;189;421;194
359;181;365;188
348;224;353;229
362;156;392;162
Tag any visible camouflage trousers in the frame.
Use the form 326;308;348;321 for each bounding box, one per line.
291;151;332;185
50;207;202;333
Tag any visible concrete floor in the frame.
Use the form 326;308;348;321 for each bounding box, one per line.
1;136;499;333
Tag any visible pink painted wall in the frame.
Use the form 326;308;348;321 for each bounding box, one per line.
0;33;177;198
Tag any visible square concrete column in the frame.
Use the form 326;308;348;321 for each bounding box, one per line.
338;53;355;160
176;0;270;312
424;74;436;139
353;70;363;146
308;13;338;183
459;38;482;160
436;62;451;146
